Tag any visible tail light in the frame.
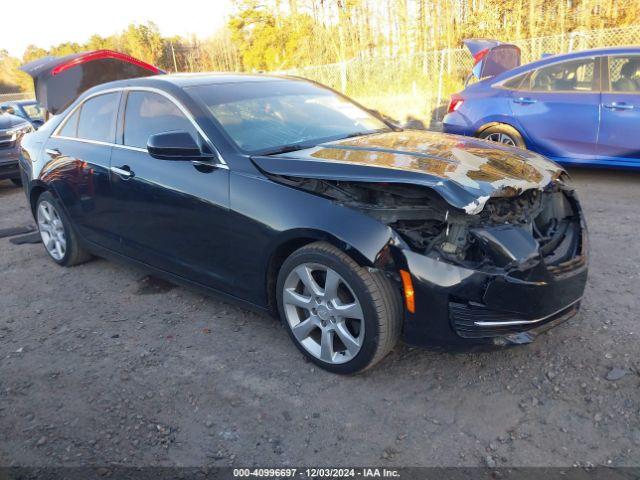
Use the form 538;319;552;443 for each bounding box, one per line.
447;94;464;113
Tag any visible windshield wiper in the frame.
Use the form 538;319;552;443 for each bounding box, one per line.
260;143;315;156
337;128;393;141
258;128;393;156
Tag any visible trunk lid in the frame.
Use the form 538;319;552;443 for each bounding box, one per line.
20;50;163;115
463;39;521;80
252;130;563;214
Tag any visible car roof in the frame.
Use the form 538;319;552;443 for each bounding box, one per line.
530;46;640;64
98;72;299;90
161;72;298;87
487;45;640;83
63;72;312;120
76;72;313;105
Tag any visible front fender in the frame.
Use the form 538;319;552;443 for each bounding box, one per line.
240;172;397;266
264;226;394;270
229;171;398;306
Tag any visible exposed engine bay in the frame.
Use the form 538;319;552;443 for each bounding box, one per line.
269;174;583;273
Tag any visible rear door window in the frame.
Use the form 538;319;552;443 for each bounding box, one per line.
76;93;119;142
608;56;640;92
529;58;596;92
123;91;197;149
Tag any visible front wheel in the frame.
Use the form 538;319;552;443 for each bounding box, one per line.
276;242;402;374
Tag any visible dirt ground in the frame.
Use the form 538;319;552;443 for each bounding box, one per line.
0;168;639;468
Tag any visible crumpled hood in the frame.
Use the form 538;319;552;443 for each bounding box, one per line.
252;130;564;214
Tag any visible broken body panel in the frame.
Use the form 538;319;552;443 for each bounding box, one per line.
252;130;564;213
253;129;587;344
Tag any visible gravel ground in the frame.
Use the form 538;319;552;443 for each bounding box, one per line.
0;168;639;468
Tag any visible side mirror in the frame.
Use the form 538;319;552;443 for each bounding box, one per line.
147;131;210;160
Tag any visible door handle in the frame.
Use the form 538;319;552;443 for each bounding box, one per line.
45;148;61;157
110;165;134;178
603;102;634;110
513;97;537;105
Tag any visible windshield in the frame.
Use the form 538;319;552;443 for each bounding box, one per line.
22;103;44;121
188;80;388;154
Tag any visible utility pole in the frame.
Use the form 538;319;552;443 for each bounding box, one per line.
170;41;178;72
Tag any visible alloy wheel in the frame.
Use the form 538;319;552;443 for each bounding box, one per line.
282;263;365;364
485;132;516;146
37;200;67;261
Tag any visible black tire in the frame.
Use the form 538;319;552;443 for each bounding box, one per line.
276;241;402;374
10;177;22;187
477;124;526;148
35;191;92;267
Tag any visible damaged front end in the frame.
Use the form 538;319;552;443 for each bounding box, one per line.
270;173;584;271
266;171;588;346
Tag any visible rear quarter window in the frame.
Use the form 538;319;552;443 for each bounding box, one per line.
58;109;80;137
501;72;530;90
76;92;119;143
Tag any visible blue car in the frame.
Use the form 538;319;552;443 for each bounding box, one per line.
443;41;640;169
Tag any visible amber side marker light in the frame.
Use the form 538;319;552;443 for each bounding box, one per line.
399;269;415;314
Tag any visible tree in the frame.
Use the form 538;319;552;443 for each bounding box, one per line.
120;22;164;65
3;0;640;93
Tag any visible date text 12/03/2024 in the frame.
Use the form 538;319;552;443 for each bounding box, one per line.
232;468;401;478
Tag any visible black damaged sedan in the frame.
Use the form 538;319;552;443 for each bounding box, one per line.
18;52;587;373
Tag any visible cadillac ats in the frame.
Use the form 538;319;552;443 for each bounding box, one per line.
18;51;588;373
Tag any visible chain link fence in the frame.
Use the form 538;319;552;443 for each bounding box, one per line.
278;24;640;127
3;24;639;123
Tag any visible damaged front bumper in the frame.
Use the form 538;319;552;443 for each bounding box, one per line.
397;214;588;347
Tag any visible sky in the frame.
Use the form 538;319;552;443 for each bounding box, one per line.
1;0;235;57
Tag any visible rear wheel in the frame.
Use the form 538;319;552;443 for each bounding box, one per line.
276;242;401;374
36;191;91;266
10;177;22;187
478;124;526;148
